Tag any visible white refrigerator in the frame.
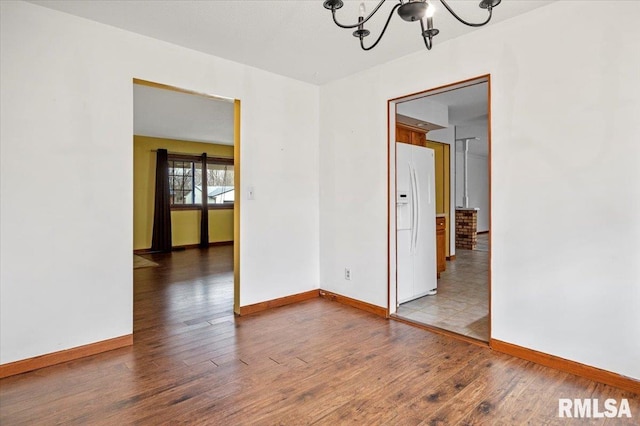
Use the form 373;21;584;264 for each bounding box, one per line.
396;142;437;305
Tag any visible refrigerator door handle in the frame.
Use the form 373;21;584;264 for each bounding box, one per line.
413;166;420;251
427;169;432;204
409;162;416;254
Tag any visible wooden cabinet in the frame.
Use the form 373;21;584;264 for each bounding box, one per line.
411;131;426;147
436;215;446;278
396;124;426;147
396;126;412;144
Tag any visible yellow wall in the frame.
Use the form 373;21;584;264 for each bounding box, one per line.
133;135;234;250
426;141;451;256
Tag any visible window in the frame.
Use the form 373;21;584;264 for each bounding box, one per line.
205;163;234;205
168;159;198;205
168;154;234;209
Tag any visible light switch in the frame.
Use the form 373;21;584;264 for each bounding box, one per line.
247;186;255;200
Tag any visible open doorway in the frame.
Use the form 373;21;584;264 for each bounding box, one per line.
132;79;241;327
388;76;490;343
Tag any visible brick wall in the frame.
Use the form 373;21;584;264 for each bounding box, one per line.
456;209;478;250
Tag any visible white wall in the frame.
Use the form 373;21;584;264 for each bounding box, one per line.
455;122;490;232
320;1;640;380
455;153;489;232
0;1;319;364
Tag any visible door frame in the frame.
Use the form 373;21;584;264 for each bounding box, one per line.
132;78;242;315
387;74;492;344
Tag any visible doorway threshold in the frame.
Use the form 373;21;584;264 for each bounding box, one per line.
390;314;489;347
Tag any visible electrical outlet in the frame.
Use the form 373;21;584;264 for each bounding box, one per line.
344;268;351;280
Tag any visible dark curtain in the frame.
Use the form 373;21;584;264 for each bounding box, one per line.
200;153;209;248
151;149;172;252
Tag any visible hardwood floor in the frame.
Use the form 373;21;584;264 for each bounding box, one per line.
1;246;638;424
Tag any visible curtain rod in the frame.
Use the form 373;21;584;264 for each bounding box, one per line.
150;149;233;159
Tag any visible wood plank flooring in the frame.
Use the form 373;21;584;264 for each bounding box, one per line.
1;246;638;424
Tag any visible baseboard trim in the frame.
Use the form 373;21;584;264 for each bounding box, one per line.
491;339;640;394
446;255;456;261
319;290;388;318
134;241;233;254
178;241;234;250
0;334;133;379
239;289;320;316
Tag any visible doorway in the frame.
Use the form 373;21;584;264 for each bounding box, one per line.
388;76;491;343
132;79;241;316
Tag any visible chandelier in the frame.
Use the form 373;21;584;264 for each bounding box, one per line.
323;0;501;51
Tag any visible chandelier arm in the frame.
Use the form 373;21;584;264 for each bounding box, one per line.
438;0;493;27
419;19;433;51
331;0;390;30
360;3;402;51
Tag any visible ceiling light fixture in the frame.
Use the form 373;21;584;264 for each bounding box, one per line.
323;0;501;51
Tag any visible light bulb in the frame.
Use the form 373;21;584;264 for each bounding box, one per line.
426;2;435;18
359;2;366;18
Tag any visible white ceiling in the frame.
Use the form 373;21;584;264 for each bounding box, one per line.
133;84;235;145
400;81;489;155
425;82;488;126
29;0;556;85
431;82;489;156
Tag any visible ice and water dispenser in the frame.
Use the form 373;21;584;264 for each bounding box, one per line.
397;190;411;231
